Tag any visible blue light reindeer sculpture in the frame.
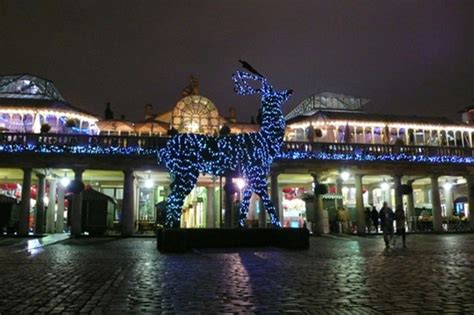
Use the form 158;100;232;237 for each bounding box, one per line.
158;64;292;228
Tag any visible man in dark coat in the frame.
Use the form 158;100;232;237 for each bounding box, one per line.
379;202;394;248
371;205;379;232
364;207;372;234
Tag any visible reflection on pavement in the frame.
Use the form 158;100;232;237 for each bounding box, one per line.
17;234;70;256
26;238;43;257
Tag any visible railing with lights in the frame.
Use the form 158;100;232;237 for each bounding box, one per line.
281;142;472;157
280;141;474;163
0;133;473;164
0;132;168;155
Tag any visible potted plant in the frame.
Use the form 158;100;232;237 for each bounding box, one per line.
219;125;231;136
40;123;51;133
314;183;328;195
65;118;77;133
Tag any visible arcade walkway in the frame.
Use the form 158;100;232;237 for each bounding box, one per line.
0;234;472;313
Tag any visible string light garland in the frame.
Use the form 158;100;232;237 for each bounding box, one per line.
0;143;156;155
158;69;292;228
278;150;474;163
1;142;473;164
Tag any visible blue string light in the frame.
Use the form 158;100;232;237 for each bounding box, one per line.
0;143;156;155
1;143;473;165
278;150;474;164
158;70;292;228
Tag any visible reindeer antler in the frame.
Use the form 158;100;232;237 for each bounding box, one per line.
232;66;271;96
238;60;264;77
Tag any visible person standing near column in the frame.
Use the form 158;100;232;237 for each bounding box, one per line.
393;204;407;248
364;206;372;234
379;202;394;248
371;205;379;233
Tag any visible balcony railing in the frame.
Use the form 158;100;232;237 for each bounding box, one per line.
0;132;168;155
0;133;473;163
281;142;473;158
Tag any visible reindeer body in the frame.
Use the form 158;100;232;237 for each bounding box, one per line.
159;70;291;228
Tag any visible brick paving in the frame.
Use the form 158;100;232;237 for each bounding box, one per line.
0;234;473;314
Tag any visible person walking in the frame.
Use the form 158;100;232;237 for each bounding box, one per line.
371;205;379;233
379;202;394;248
364;207;372;234
393;205;407;248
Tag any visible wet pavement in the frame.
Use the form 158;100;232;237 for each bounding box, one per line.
0;233;473;314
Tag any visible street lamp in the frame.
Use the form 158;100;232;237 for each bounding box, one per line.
340;171;350;181
60;174;70;188
443;182;453;191
380;182;390;190
236;178;246;190
144;173;154;189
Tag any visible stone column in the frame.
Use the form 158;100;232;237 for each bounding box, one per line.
406;180;415;231
206;181;215;228
466;176;474;231
223;176;233;228
278;183;284;225
122;169;135;236
71;169;84;236
367;187;374;206
335;178;343;210
258;197;265;228
384;187;391;207
19;168;32;236
431;175;443;232
56;184;65;233
270;172;282;225
355;174;365;234
423;185;430;204
34;173;46;234
444;184;453;218
218;176;223;227
393;175;403;211
45;178;57;234
311;174;324;235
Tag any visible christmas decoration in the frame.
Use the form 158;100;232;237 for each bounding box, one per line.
158;67;293;228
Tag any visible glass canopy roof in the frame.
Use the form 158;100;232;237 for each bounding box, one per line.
0;74;65;101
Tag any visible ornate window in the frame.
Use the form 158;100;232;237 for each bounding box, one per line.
171;95;220;134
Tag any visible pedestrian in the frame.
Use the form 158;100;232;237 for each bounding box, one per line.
393;205;407;248
371;205;379;233
364;207;372;234
379;202;394;248
336;207;349;234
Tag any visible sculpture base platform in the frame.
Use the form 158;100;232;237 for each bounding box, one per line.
157;228;310;253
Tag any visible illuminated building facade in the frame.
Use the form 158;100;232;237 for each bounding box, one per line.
0;74;99;134
0;74;473;236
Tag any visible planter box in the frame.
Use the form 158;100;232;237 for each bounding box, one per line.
157;228;310;253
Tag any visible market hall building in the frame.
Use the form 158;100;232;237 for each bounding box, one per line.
0;74;473;236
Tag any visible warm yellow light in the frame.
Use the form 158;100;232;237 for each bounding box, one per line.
187;121;199;132
236;178;246;190
288;119;474;132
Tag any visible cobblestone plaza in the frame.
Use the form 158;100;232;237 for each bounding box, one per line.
0;234;473;314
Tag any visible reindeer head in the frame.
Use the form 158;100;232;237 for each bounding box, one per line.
232;70;292;104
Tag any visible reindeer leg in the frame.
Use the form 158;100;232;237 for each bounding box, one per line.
165;171;199;228
256;188;282;228
238;188;253;228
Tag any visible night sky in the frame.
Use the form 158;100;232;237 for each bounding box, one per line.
0;1;472;122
